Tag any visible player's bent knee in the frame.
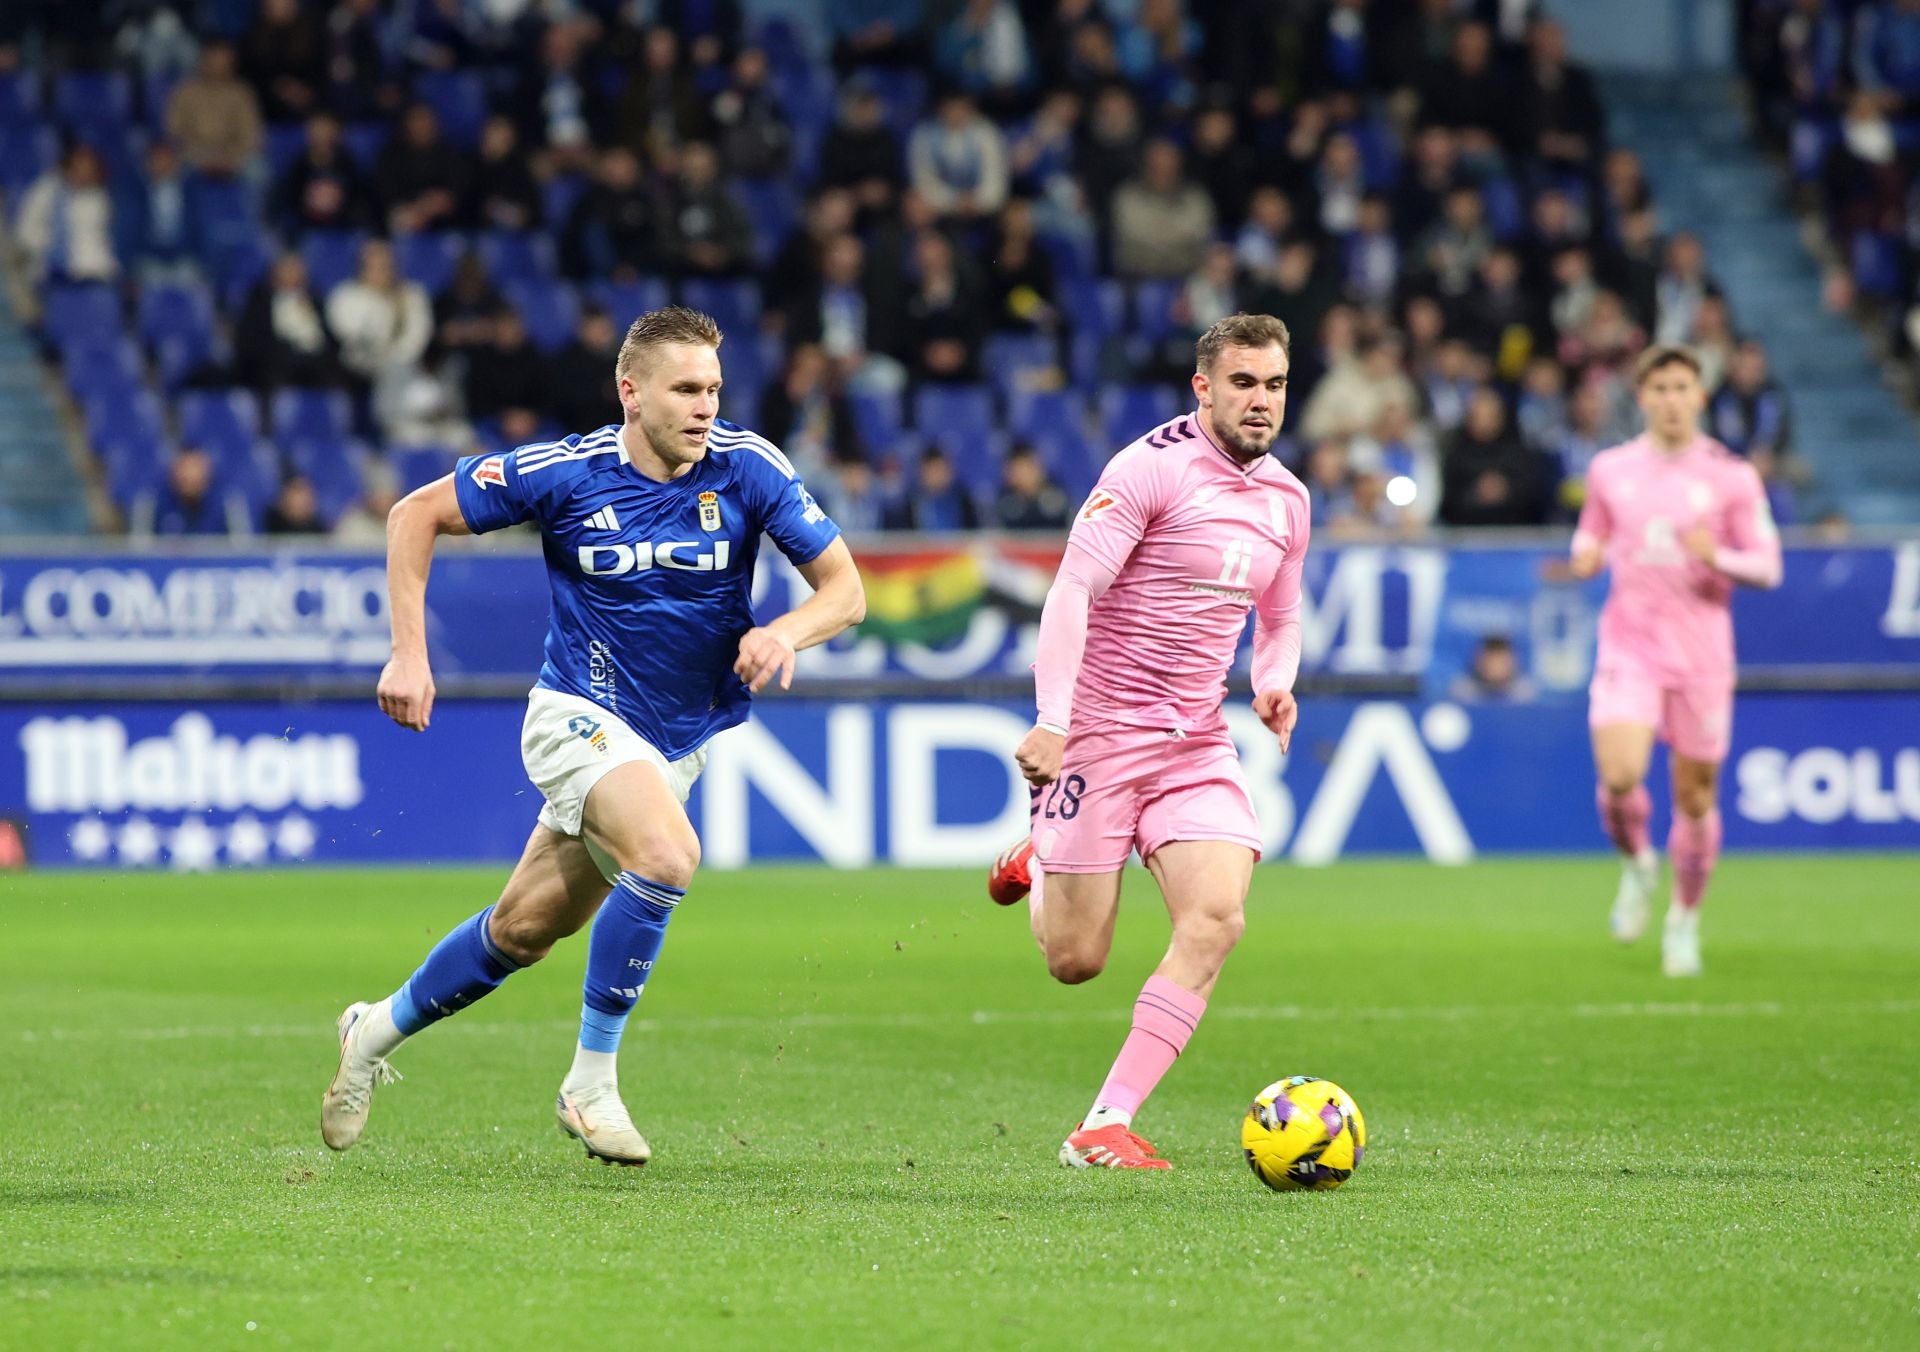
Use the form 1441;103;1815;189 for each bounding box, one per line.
614;834;699;891
488;904;565;966
1045;947;1106;985
1177;905;1246;959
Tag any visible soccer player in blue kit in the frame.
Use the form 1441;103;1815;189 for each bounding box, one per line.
322;307;865;1165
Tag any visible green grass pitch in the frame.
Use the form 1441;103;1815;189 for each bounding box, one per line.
3;856;1917;1350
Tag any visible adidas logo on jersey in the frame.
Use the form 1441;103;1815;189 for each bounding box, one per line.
578;541;735;575
586;505;622;532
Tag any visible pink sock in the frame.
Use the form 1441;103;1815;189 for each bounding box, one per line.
1669;808;1722;910
1596;782;1652;856
1089;975;1207;1123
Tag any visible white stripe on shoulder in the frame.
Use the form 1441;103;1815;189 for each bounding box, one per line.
517;427;622;474
708;425;795;479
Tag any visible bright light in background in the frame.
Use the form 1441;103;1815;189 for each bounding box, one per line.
1385;475;1418;507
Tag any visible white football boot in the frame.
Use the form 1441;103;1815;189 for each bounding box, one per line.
555;1081;652;1166
322;1001;402;1151
1661;907;1703;978
1609;849;1659;943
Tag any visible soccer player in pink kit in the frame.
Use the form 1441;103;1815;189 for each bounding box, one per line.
986;314;1311;1170
1572;346;1782;977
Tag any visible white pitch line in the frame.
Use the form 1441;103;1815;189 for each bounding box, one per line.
14;998;1920;1044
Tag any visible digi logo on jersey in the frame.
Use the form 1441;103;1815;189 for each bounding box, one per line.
577;541;735;575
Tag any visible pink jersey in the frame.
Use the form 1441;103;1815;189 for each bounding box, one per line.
1575;433;1781;685
1034;412;1312;734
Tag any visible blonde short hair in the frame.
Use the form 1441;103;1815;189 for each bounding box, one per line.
1196;313;1292;373
615;306;724;382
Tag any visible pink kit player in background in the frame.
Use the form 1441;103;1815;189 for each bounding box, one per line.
988;313;1310;1172
1572;344;1782;977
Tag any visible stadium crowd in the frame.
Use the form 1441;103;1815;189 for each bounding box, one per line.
0;0;1804;538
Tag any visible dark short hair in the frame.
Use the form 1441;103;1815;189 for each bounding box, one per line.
1195;313;1292;373
1633;344;1702;386
616;306;723;381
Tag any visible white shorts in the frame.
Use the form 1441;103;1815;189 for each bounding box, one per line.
520;688;708;882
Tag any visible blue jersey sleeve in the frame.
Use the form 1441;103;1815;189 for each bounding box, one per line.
759;471;842;566
453;449;536;534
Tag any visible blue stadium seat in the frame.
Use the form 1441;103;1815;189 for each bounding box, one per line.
210;235;273;312
983;333;1060;400
264;123;309;181
504;280;580;353
415;70;489;148
1100;385;1180;448
914;383;996;457
87;389;168;461
0;124;56;207
271;388;354;445
155;330;223;391
53;71;133;141
588;276;671;325
1038;423;1104;500
392;231;465;295
62;337;145;406
1039;229;1096;286
343;121;389;169
283;435;366;522
394;444;460;492
301;229;369;297
100;429;171;508
137;280;216;351
862;67;928;129
140;71;182;129
732;177;798;265
543;173;588;232
1479;177;1524;242
42;284;123;351
679;276;762;333
0;70;40;127
848;387;904;456
1131;280;1181;345
477;230;558;288
1005;386;1085;442
177;388;262;460
1852;230;1904;300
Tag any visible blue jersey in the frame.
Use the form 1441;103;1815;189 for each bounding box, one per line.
453;420;842;758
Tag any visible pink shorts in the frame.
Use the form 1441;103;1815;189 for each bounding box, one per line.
1588;664;1734;763
1029;721;1263;874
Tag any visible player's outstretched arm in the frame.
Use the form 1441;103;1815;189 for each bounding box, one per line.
735;537;867;694
377;474;471;731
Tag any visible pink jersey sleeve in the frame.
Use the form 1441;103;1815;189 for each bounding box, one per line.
1252;491;1310;694
1032;447;1171;731
1572;456;1612;556
1711;461;1783;589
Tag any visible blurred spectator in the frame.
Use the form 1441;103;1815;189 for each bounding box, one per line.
134;446;249;536
327;239;435;426
17;144;118;286
1350;401;1441;525
242;0;325;124
550;306;621;435
614;26;709;162
1076;85;1144;223
273;111;376;236
936;0;1033;112
759;345;864;471
710;46;793;181
377;103;471;235
1118;0;1201;110
1514;18;1601;172
901;228;987;383
787;232;906;395
468;115;542;232
561;147;658;281
1312;132;1369;238
1653;231;1720;346
1418;186;1493;298
1449;635;1539;702
1346;196;1400;309
333;458;403;546
820;456;888;533
1302;438;1355;527
116;142;203;288
1559;289;1645;381
1418;22;1508;163
1439;386;1554;526
1548;247;1600;341
1233;186;1297;285
1110;138;1214;279
1184;104;1256;228
1515;356;1570;449
1689;293;1737;392
828;0;928;71
766;189;859;325
884;447;980;529
1521;189;1587;290
505;21;609;154
986;199;1059;334
1601;148;1652;230
1394;125;1462;246
819;80;906;224
1852;0;1920;112
264;474;325;534
992;443;1070;528
659;141;754;277
1602;206;1661;332
909;92;1011;223
432;251;506;364
166;40;264;178
1710;340;1791;459
325;0;405;122
1302;336;1417;443
235;250;346;396
463;309;547;427
1554;381;1616;489
1457;247;1542;370
1247;240;1337;359
1420;337;1485;433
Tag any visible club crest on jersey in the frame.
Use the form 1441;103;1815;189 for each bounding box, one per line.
1081;490;1118;521
470;455;506;490
698;490;722;532
566;714;610;755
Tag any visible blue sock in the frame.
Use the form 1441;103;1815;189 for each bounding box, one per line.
578;872;684;1053
389;905;522;1036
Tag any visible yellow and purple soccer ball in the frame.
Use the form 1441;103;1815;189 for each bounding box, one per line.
1241;1076;1367;1191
